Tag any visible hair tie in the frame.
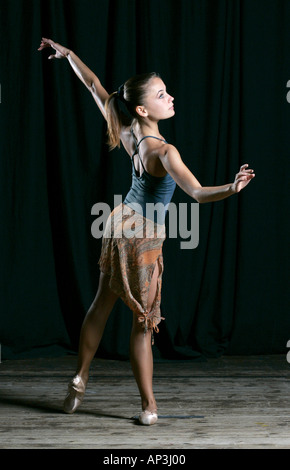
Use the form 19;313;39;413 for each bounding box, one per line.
117;84;125;101
115;83;133;119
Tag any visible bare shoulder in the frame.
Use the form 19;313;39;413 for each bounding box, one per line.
162;143;180;156
159;144;182;168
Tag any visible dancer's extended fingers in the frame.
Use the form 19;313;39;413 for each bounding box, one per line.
38;38;55;49
240;163;249;171
241;169;254;175
38;39;53;51
41;37;53;45
239;164;255;176
38;42;49;51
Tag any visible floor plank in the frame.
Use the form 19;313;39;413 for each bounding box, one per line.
0;355;289;449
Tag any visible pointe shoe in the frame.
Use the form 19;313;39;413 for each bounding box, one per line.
139;410;158;426
63;375;86;414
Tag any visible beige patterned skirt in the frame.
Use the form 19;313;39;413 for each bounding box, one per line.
98;203;166;337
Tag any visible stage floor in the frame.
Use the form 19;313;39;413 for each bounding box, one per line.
0;354;289;449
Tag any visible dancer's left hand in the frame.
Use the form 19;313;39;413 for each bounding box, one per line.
38;38;69;59
231;164;255;193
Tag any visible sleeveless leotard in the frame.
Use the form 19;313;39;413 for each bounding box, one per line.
123;132;176;224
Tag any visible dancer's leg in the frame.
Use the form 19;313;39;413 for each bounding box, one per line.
63;272;119;414
130;260;160;412
76;272;119;384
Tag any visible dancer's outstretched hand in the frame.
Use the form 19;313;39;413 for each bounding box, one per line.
38;38;70;59
231;164;255;193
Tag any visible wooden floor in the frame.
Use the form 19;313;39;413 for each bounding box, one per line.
0;354;289;449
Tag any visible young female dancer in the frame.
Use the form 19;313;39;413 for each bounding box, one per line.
38;38;255;425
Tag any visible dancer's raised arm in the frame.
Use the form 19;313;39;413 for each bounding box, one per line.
38;38;109;119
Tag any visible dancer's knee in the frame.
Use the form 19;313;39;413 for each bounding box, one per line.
88;272;118;318
131;314;149;336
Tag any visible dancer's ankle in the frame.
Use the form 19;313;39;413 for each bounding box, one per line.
75;370;89;386
142;398;157;413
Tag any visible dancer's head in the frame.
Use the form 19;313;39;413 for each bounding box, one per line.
106;72;174;150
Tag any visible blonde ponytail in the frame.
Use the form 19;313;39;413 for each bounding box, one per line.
105;92;124;150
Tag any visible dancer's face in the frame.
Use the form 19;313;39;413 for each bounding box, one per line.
136;77;175;121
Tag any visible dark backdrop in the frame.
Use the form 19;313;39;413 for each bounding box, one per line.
1;0;289;361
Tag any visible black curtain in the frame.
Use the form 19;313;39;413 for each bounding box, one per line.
1;0;289;360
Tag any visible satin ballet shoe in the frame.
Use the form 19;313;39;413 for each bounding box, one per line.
63;375;86;414
139;410;158;426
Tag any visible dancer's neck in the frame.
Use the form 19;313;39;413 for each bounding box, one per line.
134;121;162;140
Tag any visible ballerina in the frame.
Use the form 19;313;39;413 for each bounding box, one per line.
38;38;255;425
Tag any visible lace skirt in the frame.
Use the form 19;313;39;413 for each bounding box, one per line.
98;203;166;336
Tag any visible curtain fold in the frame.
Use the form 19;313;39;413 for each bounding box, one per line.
0;0;289;360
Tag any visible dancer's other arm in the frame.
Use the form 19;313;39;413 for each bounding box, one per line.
38;38;109;119
160;145;255;203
